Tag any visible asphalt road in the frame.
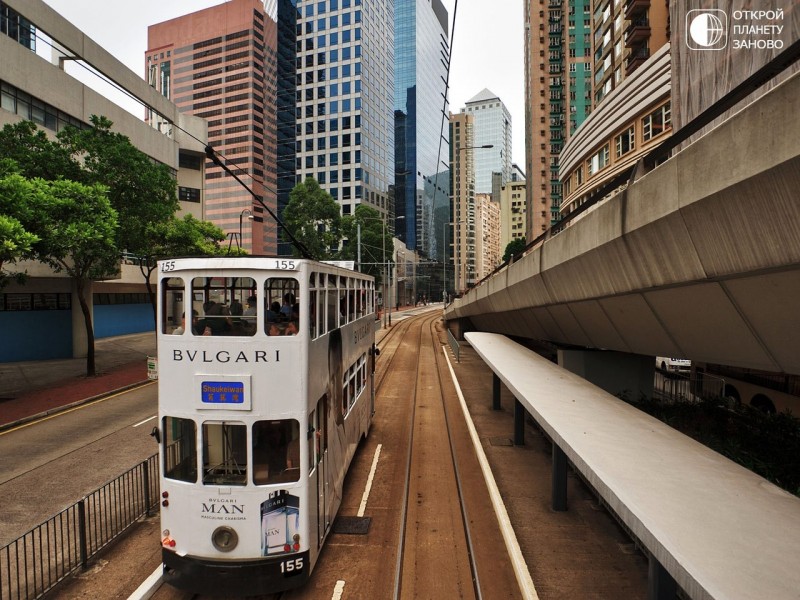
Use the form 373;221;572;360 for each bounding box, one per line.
0;382;159;546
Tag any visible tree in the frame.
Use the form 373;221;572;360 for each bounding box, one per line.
502;237;527;263
340;204;391;284
0;121;80;182
12;176;119;377
1;117;189;323
282;177;342;259
56;115;178;254
134;215;228;321
0;166;40;289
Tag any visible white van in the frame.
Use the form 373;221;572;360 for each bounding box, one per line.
656;357;691;372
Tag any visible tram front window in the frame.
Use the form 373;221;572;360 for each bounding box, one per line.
202;422;247;485
192;276;257;336
163;416;197;483
253;420;301;485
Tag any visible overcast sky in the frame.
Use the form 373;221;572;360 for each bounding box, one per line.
41;0;526;165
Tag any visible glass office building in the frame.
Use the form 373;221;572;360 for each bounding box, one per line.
463;89;512;195
295;0;395;222
394;0;450;257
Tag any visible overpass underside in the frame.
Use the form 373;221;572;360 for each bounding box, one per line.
445;71;800;375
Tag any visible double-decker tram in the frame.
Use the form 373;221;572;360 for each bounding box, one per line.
153;257;377;596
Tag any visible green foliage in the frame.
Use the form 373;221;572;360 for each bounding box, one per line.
0;169;40;288
141;214;227;264
502;237;527;263
22;177;119;280
0;121;79;181
627;394;800;497
283;177;342;259
56;115;178;253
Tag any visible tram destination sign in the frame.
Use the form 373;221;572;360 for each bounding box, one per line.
192;373;252;409
202;381;245;404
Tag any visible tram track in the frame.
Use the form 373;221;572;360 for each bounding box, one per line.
389;310;480;599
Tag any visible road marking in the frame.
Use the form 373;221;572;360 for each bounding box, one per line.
0;381;157;436
331;580;346;599
443;346;540;600
357;444;382;517
133;415;157;428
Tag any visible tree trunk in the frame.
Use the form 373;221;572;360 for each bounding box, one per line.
76;278;96;377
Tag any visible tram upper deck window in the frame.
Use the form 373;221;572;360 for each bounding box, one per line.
163;416;197;483
161;277;186;335
191;276;257;336
253;419;301;485
263;277;300;336
202;422;247;486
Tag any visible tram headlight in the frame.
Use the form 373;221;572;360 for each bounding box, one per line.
211;526;239;552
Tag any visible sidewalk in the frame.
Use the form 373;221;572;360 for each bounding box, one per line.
0;332;156;431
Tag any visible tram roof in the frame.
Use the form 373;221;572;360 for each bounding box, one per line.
158;256;371;279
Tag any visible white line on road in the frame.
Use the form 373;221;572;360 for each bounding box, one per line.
133;416;157;428
357;444;382;517
127;565;162;600
331;580;346;599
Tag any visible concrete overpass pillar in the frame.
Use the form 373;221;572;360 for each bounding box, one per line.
557;349;653;402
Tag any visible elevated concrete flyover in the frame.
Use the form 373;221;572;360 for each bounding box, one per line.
445;70;800;376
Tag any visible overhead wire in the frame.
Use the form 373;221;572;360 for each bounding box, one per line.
31;27;312;258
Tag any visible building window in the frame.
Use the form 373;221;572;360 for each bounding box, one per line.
643;103;671;142
587;145;609;176
178;187;201;203
615;127;635;158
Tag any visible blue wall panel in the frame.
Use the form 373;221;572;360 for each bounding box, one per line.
0;311;72;361
94;304;155;338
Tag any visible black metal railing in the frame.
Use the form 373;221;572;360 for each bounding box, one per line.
0;455;159;600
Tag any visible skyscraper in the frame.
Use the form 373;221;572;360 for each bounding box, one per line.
394;0;450;258
448;111;476;293
147;0;278;254
275;0;298;256
462;89;512;194
294;0;395;226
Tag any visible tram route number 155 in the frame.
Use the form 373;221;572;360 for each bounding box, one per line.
281;557;304;575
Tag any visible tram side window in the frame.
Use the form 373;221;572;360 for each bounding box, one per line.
253;420;301;485
202;422;247;486
161;277;186;335
342;353;367;417
264;277;300;336
309;273;318;338
192;277;257;336
327;275;338;332
163;416;197;483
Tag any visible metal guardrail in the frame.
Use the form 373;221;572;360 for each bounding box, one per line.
654;370;726;404
0;455;159;600
447;328;460;363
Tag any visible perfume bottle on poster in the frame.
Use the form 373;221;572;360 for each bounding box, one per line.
261;490;300;556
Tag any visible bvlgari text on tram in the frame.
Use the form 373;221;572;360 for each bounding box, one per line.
172;349;281;363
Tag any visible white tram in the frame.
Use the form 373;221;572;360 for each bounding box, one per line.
154;257;376;596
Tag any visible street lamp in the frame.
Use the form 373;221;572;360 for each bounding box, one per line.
239;208;254;252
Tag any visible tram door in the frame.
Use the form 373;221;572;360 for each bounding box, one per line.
314;396;330;546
